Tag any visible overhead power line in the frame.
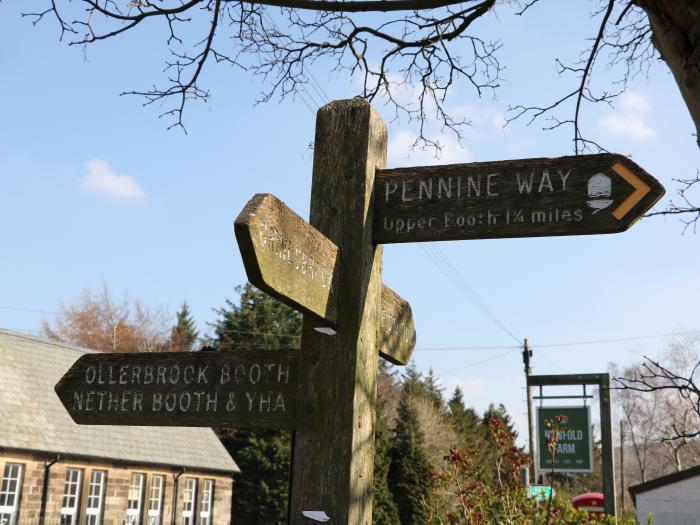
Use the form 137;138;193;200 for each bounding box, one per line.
416;344;520;351
531;330;700;349
420;243;522;345
0;305;56;315
439;349;520;376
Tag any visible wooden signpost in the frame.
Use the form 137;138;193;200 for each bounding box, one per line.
235;193;340;325
234;192;416;365
375;154;664;244
528;373;617;515
56;98;664;523
55;349;300;429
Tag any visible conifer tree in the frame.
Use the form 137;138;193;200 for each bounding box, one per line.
483;403;517;436
212;284;301;351
422;368;444;409
372;396;400;525
212;284;301;525
401;362;425;396
169;300;199;352
447;386;488;450
388;387;433;525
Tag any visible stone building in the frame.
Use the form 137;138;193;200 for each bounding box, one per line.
0;329;239;525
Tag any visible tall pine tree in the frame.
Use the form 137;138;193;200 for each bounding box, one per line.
422;368;444;409
373;391;400;525
388;387;433;525
212;284;301;525
169;301;199;351
212;284;301;351
447;386;489;451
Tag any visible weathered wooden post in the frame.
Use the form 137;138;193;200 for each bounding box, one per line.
289;99;386;524
599;374;617;516
55;97;665;523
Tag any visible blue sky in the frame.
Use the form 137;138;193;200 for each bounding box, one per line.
1;1;699;443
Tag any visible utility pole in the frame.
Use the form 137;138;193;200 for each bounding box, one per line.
620;419;625;514
523;338;537;483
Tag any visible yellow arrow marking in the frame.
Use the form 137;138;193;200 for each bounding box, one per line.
612;162;651;220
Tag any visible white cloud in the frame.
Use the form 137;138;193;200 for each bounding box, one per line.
388;130;471;167
599;114;656;140
82;160;146;199
620;91;651;113
446;376;484;396
453;103;507;130
599;90;656;140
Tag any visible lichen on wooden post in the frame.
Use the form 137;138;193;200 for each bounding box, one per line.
289;99;387;524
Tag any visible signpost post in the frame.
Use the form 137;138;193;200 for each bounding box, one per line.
528;373;617;516
56;99;664;522
287;100;387;524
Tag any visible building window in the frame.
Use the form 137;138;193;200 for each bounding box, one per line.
0;463;23;525
126;473;145;525
199;479;214;525
146;475;164;525
60;468;82;525
181;478;197;525
85;470;106;525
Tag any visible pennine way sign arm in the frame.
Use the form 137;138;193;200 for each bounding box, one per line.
374;153;665;244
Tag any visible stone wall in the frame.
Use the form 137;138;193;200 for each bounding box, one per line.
1;451;233;525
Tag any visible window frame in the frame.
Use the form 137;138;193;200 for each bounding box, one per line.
85;470;106;525
198;479;214;525
60;467;82;525
181;477;197;525
0;463;24;525
146;474;165;525
126;472;145;525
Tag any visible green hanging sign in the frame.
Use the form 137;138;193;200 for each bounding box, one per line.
537;406;593;473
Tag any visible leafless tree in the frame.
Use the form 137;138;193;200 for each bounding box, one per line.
20;2;698;146
614;337;700;446
645;173;700;234
612;338;700;497
22;1;699;220
611;361;661;482
43;281;172;352
412;394;459;469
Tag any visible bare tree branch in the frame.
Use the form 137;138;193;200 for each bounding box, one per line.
614;351;700;441
645;172;700;233
506;0;620;154
25;0;501;149
24;0;700;171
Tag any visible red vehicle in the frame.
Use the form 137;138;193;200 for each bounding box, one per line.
572;492;604;518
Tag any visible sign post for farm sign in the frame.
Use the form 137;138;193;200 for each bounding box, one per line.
56;99;663;523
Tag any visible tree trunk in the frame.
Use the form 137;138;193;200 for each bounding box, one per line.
637;0;700;148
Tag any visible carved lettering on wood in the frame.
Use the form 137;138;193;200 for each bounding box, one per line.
55;350;300;429
374;154;664;244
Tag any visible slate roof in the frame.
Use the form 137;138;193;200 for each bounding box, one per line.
628;463;700;503
0;329;239;474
